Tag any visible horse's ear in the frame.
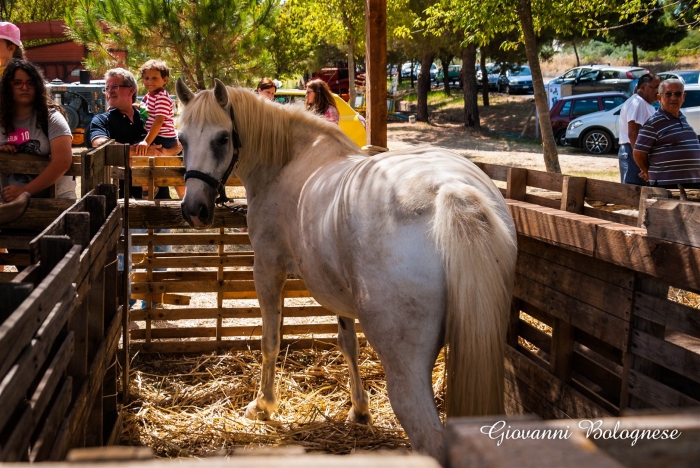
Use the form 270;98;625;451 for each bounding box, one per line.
213;79;229;108
176;77;195;106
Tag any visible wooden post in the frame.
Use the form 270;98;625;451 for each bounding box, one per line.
560;176;587;214
506;168;528;201
637;186;668;228
121;145;131;402
550;319;575;382
365;0;387;148
0;283;34;324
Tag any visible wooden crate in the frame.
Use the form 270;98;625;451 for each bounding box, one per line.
0;183;123;461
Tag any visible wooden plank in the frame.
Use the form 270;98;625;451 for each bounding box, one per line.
128;200;247;229
627;368;700;409
0;232;35;249
514;274;629;350
527;169;565;192
446;416;623;468
582;207;637;227
131;254;255;269
585;178;642;207
517;235;635;290
28;333;74;430
0;282;33;324
516;250;633;321
508;201;609;255
132;232;251;246
550;318;574;381
0;199;75;230
29;377;72;462
474;162;508;181
520;301;554;327
633;291;700;340
130;322;345;340
504;371;567;419
0;272;18;281
0;289;75;433
574;328;623;366
645;199;700;248
131;278;306;294
571;350;621;404
0;251;31;266
505;346;611;419
560;176;587;214
0;152;81;177
50;308;122;461
629;329;700;384
524;193;560;209
130;305;331;321
594;223;700;293
637;186;668;228
0;245;79;380
506;167;527;200
132;337;341;354
131;269;255;282
0;405;32;461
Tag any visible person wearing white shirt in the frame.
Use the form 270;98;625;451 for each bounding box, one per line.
618;74;661;185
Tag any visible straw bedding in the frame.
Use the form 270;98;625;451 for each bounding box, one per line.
121;342;446;457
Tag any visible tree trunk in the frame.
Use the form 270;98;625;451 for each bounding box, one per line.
416;50;434;122
439;53;452;96
517;0;560;173
461;44;479;129
480;53;489;106
573;41;580;66
632;43;639;67
348;37;356;108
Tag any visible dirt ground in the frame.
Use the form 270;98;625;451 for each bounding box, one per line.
386;120;620;180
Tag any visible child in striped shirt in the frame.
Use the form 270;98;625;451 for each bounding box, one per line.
135;60;178;156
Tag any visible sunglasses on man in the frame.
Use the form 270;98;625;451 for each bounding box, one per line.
103;85;131;93
661;91;684;98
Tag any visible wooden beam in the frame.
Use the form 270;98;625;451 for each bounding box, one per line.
365;0;387;148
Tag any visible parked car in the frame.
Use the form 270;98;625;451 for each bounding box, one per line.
658;70;700;85
548;65;648;96
476;63;501;90
565;84;700;155
436;64;462;86
401;62;420;79
497;65;533;94
273;89;366;148
549;92;628;146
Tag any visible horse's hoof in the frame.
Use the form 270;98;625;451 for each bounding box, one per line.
347;407;372;425
245;400;271;420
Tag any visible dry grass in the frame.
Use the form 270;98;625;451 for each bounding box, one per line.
121;344;446;457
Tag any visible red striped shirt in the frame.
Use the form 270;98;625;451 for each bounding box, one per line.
141;89;177;138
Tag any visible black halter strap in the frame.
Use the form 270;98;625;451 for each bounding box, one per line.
184;105;242;206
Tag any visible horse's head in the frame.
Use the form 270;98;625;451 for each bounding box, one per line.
176;78;239;228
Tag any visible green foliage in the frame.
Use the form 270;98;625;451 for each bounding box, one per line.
65;0;278;89
0;0;78;23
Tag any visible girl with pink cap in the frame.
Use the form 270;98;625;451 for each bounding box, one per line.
0;22;25;74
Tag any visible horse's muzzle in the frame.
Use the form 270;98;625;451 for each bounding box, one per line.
181;183;216;228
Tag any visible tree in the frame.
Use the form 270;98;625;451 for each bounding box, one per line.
607;3;686;66
1;0;78;23
66;0;277;88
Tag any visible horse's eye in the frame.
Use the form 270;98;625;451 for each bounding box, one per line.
218;136;229;146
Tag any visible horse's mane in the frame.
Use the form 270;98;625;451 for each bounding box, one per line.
179;87;357;173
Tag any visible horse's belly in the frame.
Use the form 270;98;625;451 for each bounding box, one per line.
302;275;358;319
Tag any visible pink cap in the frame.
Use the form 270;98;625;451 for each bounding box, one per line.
0;22;21;47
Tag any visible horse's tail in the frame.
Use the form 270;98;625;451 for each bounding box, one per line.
432;182;517;417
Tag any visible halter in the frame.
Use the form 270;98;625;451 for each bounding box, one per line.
183;104;242;206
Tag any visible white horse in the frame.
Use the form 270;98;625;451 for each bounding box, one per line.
175;79;517;463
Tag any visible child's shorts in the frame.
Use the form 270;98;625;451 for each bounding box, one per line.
154;136;178;148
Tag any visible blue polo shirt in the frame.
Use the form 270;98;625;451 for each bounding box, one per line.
89;107;146;145
635;108;700;186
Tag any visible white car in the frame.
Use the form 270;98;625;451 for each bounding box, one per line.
566;83;700;155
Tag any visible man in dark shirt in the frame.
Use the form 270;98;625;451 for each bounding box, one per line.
90;67;175;199
634;78;700;189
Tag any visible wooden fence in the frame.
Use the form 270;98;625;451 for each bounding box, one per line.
474;163;700;417
0;146;125;461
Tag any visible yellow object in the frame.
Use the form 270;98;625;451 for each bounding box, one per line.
274;89;367;148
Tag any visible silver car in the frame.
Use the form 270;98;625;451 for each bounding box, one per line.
565;83;700;155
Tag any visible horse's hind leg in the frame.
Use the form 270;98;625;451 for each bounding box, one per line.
337;316;372;424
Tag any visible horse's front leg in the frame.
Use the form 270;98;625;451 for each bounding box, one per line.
337;316;372;424
245;270;285;420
